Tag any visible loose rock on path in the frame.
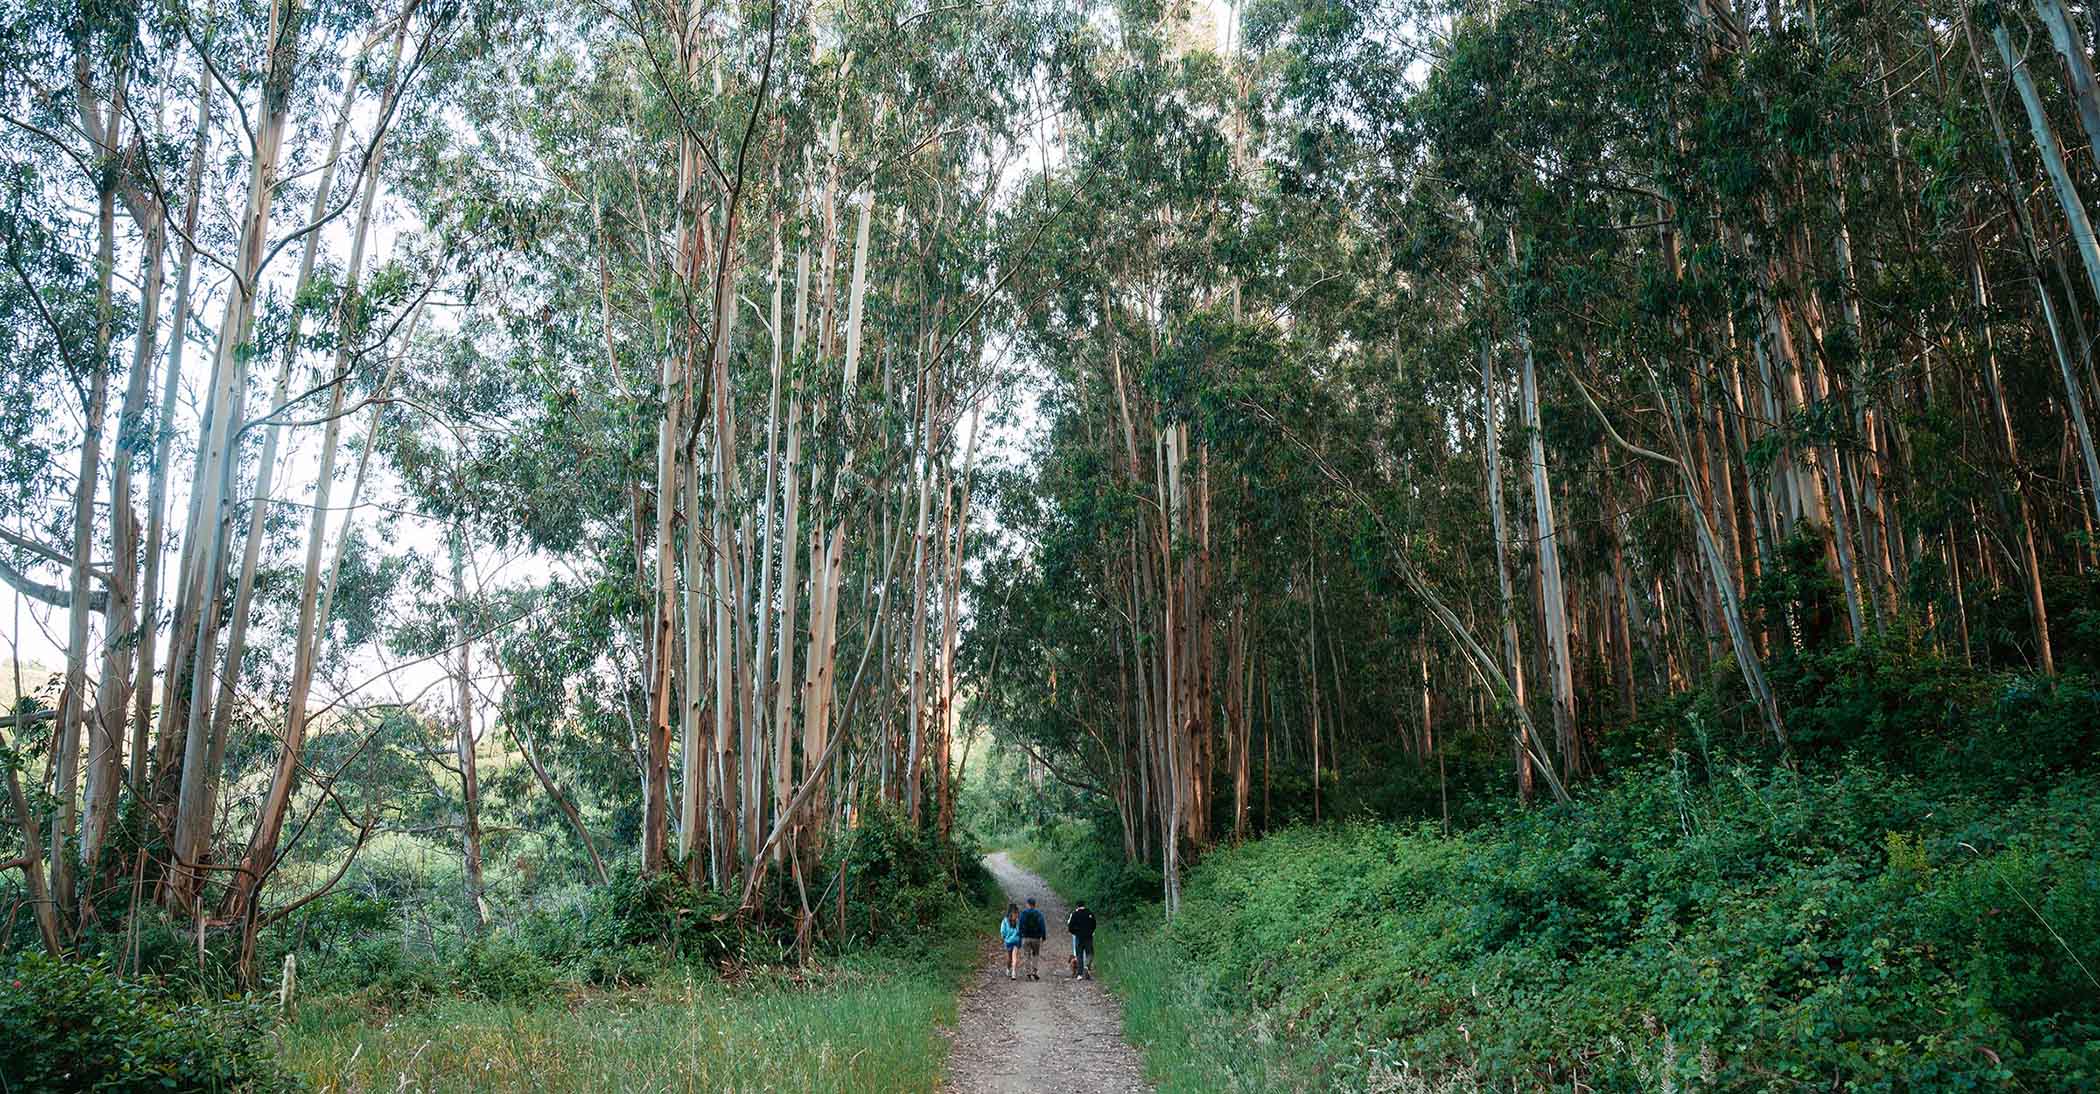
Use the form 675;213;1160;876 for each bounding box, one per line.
943;852;1152;1094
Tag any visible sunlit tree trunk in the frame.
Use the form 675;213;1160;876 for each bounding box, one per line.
167;0;303;908
2032;0;2100;175
198;73;365;862
1975;14;2100;536
773;244;810;846
219;24;409;922
53;53;127;915
84;170;166;872
136;70;214;794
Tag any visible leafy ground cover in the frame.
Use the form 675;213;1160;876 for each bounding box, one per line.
1023;729;2100;1090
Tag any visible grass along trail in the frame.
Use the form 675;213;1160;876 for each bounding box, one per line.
277;932;981;1092
944;853;1151;1094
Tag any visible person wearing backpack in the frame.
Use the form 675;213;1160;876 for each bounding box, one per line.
1017;898;1048;980
1066;900;1097;980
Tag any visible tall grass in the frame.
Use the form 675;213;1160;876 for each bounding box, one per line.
280;943;978;1092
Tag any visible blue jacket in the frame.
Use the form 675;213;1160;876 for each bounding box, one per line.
1000;917;1022;946
1019;907;1048;939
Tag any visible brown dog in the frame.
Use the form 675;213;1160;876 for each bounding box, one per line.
1069;954;1080;977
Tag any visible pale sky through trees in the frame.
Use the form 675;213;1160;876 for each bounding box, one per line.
1;0;1239;692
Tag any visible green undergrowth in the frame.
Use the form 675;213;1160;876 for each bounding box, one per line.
274;806;997;1091
1024;753;2100;1090
278;932;985;1093
1;951;303;1093
6;805;997;1091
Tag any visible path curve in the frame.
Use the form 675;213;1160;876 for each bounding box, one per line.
944;852;1151;1094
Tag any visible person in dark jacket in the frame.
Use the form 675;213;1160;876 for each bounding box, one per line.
1067;900;1097;980
1018;898;1048;980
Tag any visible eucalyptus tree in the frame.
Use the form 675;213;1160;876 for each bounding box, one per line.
331;0;1075;912
969;0;2100;900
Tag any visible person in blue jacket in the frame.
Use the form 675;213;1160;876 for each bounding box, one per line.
1000;903;1023;980
1018;898;1049;980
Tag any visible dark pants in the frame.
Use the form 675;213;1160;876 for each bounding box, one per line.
1073;935;1094;975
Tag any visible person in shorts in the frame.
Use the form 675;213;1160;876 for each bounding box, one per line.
1000;903;1023;980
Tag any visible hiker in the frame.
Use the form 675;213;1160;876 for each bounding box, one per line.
1000;903;1023;980
1018;897;1048;980
1067;899;1097;980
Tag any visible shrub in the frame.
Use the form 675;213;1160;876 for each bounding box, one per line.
0;952;301;1093
1146;758;2100;1089
821;802;996;947
304;935;443;1004
1015;818;1162;917
456;935;558;1002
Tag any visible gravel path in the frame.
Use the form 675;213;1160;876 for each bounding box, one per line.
944;852;1152;1094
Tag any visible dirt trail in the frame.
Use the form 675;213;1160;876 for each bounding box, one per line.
943;852;1152;1094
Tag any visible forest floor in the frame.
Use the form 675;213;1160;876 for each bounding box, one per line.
944;853;1151;1094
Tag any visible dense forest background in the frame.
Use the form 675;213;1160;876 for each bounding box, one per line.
4;0;2098;1088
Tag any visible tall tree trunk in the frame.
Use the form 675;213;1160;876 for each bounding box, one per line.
450;520;487;932
218;27;409;922
52;96;122;919
83;186;166;873
1481;338;1532;800
936;406;982;838
902;374;937;823
197;75;364;862
1518;326;1579;779
135;70;215;794
772;244;810;849
1975;14;2100;534
167;0;303;908
2033;0;2100;176
1972;255;2057;675
754;205;787;861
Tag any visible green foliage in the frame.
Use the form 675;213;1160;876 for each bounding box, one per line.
1081;904;1314;1094
1009;818;1162;918
456;934;560;1002
280;936;982;1094
281;811;994;1009
822;801;998;948
1121;755;2099;1089
0;953;301;1093
274;843;997;1093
